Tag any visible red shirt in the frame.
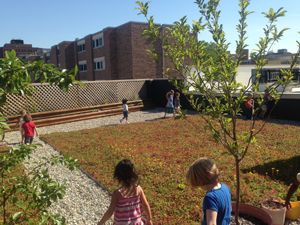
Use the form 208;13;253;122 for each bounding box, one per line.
22;122;36;137
245;98;253;109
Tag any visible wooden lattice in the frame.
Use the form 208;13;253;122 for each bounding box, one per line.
1;80;148;116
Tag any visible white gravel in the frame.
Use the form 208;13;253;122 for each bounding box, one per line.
3;107;186;225
3;108;300;225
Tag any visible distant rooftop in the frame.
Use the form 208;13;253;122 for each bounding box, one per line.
10;39;24;44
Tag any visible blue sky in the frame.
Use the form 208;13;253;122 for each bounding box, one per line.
1;0;299;54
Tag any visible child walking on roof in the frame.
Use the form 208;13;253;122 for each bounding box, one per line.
120;99;130;124
187;157;231;225
21;114;39;145
15;109;26;143
97;159;152;225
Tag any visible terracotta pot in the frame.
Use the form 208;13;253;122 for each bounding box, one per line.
232;202;273;225
281;199;300;220
262;200;286;225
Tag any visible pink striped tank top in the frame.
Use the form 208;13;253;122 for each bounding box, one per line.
113;186;143;225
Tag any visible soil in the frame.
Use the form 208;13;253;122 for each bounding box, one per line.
262;200;285;209
230;213;268;225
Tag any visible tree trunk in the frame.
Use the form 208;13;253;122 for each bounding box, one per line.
235;157;240;225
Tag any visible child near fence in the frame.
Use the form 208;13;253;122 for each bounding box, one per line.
21;114;39;145
14;110;27;143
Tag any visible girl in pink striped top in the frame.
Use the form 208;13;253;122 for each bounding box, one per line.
98;159;152;225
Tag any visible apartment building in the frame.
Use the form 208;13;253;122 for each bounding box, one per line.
44;21;196;81
0;39;42;59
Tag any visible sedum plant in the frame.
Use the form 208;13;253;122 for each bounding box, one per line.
0;143;78;224
135;0;300;223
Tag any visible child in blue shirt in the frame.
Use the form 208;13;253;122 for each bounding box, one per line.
187;157;231;225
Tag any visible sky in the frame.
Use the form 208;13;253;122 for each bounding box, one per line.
1;0;299;54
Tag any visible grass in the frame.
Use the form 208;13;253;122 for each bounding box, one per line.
41;116;300;224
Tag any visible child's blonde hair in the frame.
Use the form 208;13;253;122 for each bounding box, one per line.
166;90;175;99
187;157;219;187
19;110;26;115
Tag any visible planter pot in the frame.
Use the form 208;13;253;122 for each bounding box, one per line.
262;200;286;225
281;199;300;220
232;202;273;225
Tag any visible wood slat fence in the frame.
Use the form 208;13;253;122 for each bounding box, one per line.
1;79;148;116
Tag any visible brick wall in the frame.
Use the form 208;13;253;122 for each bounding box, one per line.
85;35;94;81
43;21;197;81
115;23;133;79
131;23;163;79
50;46;58;66
93;28;116;80
65;42;75;72
109;29;118;80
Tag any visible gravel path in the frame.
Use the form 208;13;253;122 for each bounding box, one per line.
3;108;300;225
3;108;186;225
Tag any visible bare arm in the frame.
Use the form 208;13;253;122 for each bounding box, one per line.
285;180;300;210
166;98;170;107
21;128;24;142
140;187;152;225
15;119;20;130
98;190;119;225
206;209;217;225
34;127;39;137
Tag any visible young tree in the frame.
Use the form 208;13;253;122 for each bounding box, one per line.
1;144;79;224
135;0;300;223
0;50;83;223
0;50;84;139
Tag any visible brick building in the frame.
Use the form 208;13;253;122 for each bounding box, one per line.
0;39;42;59
44;21;196;81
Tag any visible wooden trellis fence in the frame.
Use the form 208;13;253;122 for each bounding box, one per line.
1;79;148;116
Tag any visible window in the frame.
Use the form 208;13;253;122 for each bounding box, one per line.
46;55;50;61
93;37;104;48
94;60;105;70
77;44;85;52
79;64;87;72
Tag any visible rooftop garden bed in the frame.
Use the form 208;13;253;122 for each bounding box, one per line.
41;116;300;224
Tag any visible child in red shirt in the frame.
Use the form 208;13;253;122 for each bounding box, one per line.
21;114;39;145
245;93;254;120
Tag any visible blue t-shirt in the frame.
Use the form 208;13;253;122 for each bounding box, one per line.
202;183;231;225
167;95;173;107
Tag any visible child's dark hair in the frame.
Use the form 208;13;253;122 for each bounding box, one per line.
23;114;32;122
114;159;139;187
175;92;180;97
122;99;128;104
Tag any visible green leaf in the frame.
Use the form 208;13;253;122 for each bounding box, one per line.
26;75;31;83
74;80;86;88
13;211;23;220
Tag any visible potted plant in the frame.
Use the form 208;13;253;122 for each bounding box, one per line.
280;186;300;220
232;202;273;225
262;197;286;225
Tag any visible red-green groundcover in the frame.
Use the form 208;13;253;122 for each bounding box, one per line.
42;116;300;224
